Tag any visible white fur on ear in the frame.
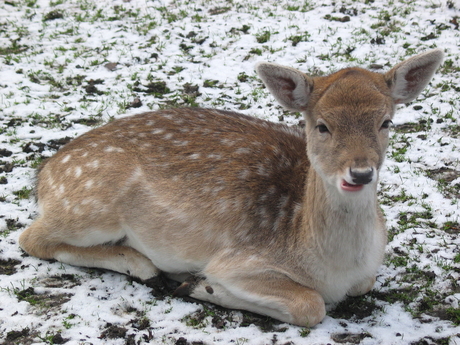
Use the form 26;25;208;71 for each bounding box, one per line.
385;49;444;104
255;62;314;111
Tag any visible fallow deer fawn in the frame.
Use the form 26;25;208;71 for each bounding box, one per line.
19;49;443;327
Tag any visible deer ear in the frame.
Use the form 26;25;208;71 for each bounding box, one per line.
385;49;444;104
255;62;314;111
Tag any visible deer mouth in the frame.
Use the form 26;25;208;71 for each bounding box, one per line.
341;180;364;192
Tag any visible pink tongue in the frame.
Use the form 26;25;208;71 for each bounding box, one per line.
341;180;364;192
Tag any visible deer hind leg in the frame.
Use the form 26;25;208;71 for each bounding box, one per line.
173;267;326;327
19;218;159;281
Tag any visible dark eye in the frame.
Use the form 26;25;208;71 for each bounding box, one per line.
381;120;393;129
316;124;329;133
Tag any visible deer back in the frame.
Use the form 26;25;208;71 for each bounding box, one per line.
36;108;309;260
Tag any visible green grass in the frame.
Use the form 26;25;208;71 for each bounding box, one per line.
13;186;33;200
446;308;460;325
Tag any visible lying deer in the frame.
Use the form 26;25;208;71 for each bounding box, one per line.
19;49;443;327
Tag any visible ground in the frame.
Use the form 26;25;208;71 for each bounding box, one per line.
0;0;460;344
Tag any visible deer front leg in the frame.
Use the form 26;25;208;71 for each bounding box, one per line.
347;276;376;297
173;269;326;327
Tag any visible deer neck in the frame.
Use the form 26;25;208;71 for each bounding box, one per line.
302;168;379;261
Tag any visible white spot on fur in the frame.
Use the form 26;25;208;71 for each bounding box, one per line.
86;160;99;169
131;166;144;180
236;147;251;154
75;166;82;178
239;169;251;180
211;185;225;195
207;153;222;160
104;146;124;153
174;140;189;146
189;153;201;159
163;133;173;140
152;128;165;135
61;155;71;163
85;180;94;189
257;164;269;176
47;176;56;188
221;138;235;146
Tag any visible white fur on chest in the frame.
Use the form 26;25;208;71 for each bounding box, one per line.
317;229;384;303
308;186;385;303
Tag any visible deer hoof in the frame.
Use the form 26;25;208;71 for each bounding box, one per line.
172;275;205;297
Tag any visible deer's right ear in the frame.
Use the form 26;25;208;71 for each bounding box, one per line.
255;62;314;111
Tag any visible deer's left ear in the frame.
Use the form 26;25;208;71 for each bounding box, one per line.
384;49;444;104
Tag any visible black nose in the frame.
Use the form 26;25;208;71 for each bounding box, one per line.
350;167;374;185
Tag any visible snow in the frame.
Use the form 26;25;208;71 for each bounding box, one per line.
1;0;460;344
